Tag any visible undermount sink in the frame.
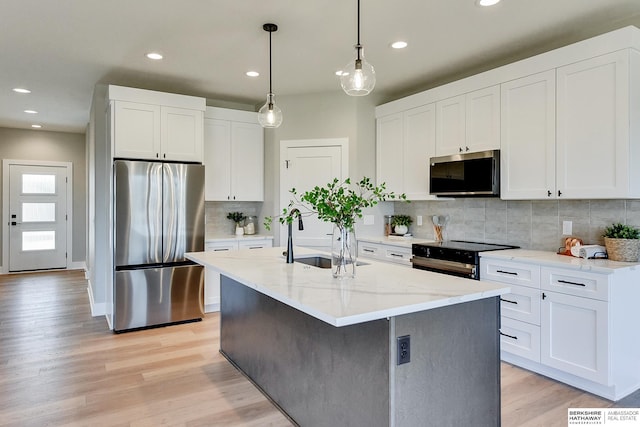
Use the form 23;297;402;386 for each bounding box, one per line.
294;255;368;269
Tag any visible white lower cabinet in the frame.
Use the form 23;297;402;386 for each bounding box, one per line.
357;240;412;266
204;238;273;312
482;255;640;400
540;289;609;385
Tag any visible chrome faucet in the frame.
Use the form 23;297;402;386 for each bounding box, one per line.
286;208;304;263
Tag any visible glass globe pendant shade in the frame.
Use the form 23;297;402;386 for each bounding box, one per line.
257;93;283;128
340;46;376;96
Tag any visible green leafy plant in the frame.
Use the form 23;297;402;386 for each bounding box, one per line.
264;177;408;231
603;223;640;239
227;212;246;224
392;215;413;227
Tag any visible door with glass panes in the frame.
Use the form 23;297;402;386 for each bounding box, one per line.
8;164;68;271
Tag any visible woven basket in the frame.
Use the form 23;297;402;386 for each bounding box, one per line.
604;237;640;262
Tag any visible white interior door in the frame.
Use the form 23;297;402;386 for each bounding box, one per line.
8;164;68;271
280;139;348;250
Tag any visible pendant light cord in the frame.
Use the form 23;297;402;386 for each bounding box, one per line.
269;30;273;94
356;0;362;61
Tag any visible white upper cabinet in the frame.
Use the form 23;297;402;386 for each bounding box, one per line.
376;113;403;195
160;106;204;162
435;85;500;156
377;26;640;200
435;95;465;156
113;101;161;160
556;50;634;199
109;86;205;162
500;70;556;199
502;50;640;199
377;104;436;200
204;107;264;201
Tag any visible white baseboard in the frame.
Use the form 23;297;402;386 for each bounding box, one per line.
86;279;106;317
205;303;220;313
68;261;86;271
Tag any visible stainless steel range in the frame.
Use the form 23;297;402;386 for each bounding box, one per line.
411;240;519;280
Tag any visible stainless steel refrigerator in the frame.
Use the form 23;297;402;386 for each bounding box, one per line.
113;160;205;332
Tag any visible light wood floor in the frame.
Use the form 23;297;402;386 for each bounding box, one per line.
0;270;631;427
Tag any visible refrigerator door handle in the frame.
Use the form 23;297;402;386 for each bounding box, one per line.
163;163;178;262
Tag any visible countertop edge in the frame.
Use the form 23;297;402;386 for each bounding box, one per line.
479;249;640;273
186;247;510;327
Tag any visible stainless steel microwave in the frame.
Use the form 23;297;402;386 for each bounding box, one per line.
429;150;500;197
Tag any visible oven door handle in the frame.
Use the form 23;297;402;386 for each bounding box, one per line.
411;256;476;276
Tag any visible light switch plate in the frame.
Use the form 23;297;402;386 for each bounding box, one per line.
363;215;374;226
562;221;573;235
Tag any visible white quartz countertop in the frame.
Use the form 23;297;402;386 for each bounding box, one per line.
205;234;273;243
186;246;509;327
479;249;640;274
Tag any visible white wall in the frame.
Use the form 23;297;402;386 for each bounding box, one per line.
261;90;385;245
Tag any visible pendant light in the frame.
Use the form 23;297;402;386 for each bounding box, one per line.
340;0;376;96
258;23;283;128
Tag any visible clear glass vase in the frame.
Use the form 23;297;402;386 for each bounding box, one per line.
332;225;357;278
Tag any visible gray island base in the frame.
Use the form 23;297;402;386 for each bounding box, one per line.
220;275;500;427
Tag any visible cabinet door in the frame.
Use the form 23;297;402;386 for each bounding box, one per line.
161;107;203;162
403;104;436;200
500;71;556;199
541;291;609;385
465;85;500;153
113;101;161;160
435;95;466;156
376;113;404;194
556;51;629;198
204;118;232;201
231;122;264;201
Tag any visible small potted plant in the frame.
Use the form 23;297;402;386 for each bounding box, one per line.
227;212;246;236
392;215;413;235
603;223;640;262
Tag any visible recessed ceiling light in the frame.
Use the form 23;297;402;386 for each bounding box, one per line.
146;52;163;60
24;109;38;114
391;41;408;49
13;88;31;94
31;124;42;128
477;0;501;6
246;71;259;77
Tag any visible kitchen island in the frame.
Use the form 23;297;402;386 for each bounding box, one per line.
186;246;510;426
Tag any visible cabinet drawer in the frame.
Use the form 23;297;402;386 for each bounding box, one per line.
357;241;412;266
480;258;540;288
238;240;273;250
500;317;541;363
358;242;381;259
383;246;412;265
541;267;609;301
501;284;541;325
205;242;236;252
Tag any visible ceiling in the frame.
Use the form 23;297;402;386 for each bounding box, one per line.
2;0;640;134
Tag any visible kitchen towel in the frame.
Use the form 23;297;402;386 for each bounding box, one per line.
578;245;607;259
